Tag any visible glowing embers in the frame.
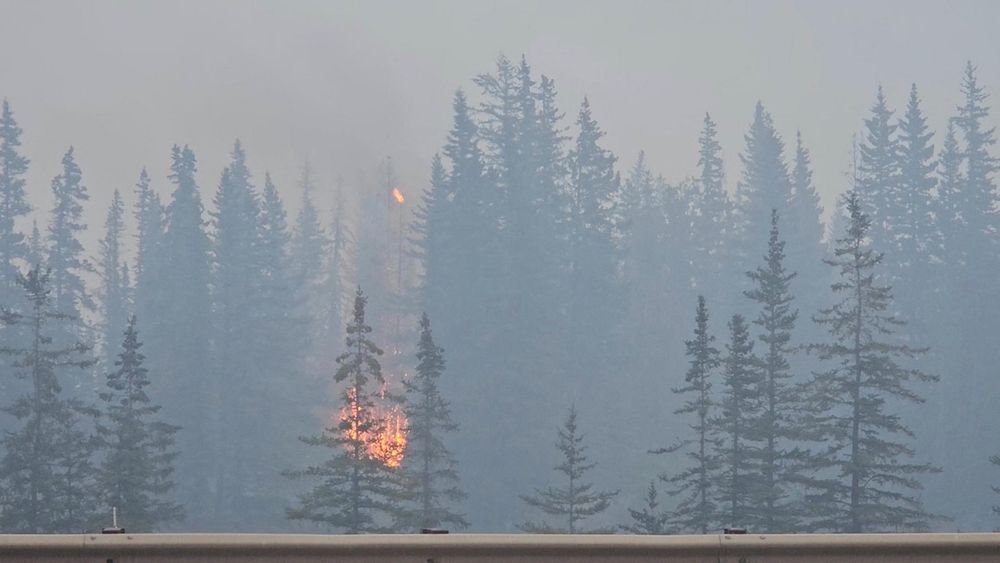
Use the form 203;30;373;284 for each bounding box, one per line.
337;385;407;468
391;187;405;204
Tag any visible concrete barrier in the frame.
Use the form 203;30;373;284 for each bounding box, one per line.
0;532;998;563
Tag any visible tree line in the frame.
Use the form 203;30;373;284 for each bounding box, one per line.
0;53;998;532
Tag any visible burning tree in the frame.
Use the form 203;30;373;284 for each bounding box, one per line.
286;287;409;533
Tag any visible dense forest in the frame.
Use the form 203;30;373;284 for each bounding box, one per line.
0;55;998;534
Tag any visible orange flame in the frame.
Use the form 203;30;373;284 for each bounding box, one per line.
337;387;407;468
391;187;405;204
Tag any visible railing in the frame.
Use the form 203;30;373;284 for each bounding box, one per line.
1;532;998;562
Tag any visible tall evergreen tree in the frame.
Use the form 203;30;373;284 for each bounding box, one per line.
786;132;827;330
398;313;467;530
857;86;900;249
744;210;803;532
893;84;939;328
150;144;213;528
46;147;93;345
98;190;129;370
804;191;939;532
291;162;330;380
97;315;182;531
565;98;622;389
518;406;618;533
0;267;100;532
287;288;402;533
714;313;760;529
655;295;720;534
691;113;732;300
953;61;998;260
734;102;793;285
132;168;164;328
0;100;31;307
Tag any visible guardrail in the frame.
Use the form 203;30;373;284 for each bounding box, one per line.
1;532;999;562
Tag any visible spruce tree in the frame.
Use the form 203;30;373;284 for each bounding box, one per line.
0;100;31;306
691;113;732;302
0;267;100;532
518;406;618;533
655;295;720;534
132;168;164;329
857;86;900;249
714;313;760;530
734;102;793;284
151;144;213;527
398;313;467;530
804;191;939;532
786;132;827;332
620;481;669;535
742;209;811;532
97;315;182;531
46;147;93;345
566;98;623;390
287;288;402;533
98;190;129;370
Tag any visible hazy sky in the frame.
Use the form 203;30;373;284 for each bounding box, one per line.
1;0;998;249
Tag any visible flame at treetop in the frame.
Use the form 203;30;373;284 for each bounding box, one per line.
391;187;405;204
338;385;407;469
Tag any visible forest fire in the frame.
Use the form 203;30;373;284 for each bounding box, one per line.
391;187;405;204
337;387;407;468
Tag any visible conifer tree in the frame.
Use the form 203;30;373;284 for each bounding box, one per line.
620;481;669;535
287;288;402;533
291;162;330;379
0;100;31;306
691;113;732;300
734;102;793;282
151;144;213;527
714;313;760;529
804;191;939;532
519;406;618;533
46;147;93;345
786;133;827;329
98;190;129;370
896;85;938;262
398;313;467;530
655;295;720;534
566;98;622;383
743;209;807;532
953;61;998;259
857;86;900;249
132;168;164;328
97;315;182;531
0;267;100;532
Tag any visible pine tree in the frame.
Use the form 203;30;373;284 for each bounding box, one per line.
804;191;939;532
132;168;164;328
620;481;669;535
0;100;31;306
0;267;100;532
691;113;732;301
398;313;467;530
714;313;760;529
519;406;618;533
895;84;938;269
743;209;804;532
291;162;330;380
151;144;213;528
98;190;129;370
566;98;622;389
786;132;827;331
287;288;402;533
857;86;900;250
953;61;998;259
655;295;720;534
97;315;182;531
46;147;93;345
209;140;275;527
734;102;793;284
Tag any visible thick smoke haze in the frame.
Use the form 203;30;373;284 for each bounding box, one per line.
1;0;999;536
1;0;997;233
